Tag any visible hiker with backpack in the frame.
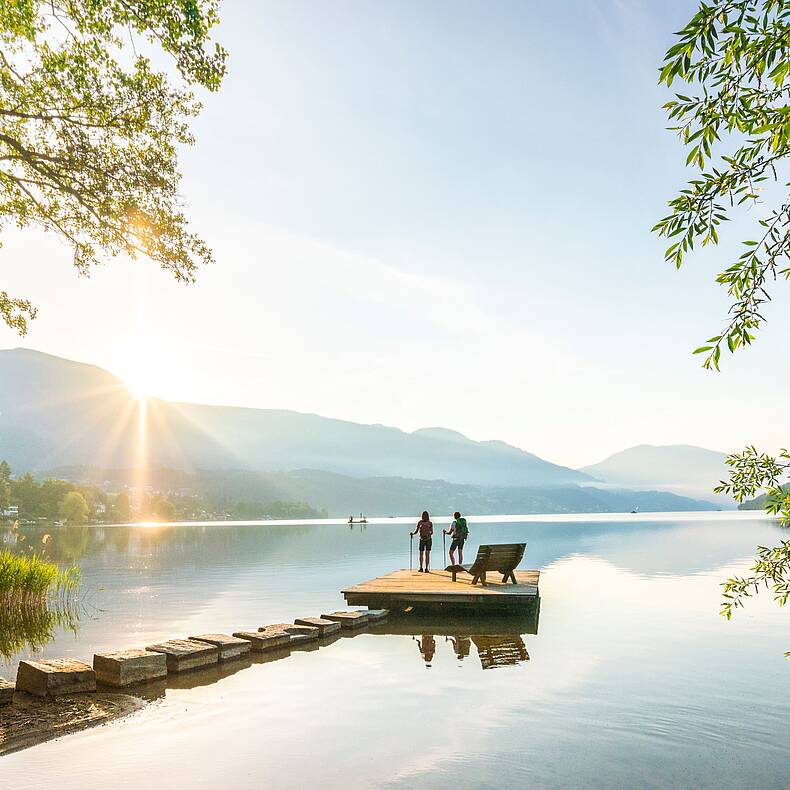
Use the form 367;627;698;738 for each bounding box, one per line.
444;511;469;566
411;510;434;573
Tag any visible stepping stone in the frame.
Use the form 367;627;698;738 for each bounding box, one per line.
0;678;14;706
93;649;167;687
258;623;320;642
145;639;219;673
320;611;370;629
360;609;389;621
293;617;342;637
233;630;291;652
16;659;96;697
189;634;251;661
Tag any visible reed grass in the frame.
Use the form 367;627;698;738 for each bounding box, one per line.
0;550;80;605
0;551;81;660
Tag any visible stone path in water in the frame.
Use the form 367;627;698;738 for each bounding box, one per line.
0;608;389;755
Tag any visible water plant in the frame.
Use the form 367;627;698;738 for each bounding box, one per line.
0;550;80;606
0;550;81;662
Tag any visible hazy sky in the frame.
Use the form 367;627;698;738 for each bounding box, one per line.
2;0;788;468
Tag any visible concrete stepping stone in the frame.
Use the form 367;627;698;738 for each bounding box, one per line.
93;649;167;687
258;623;320;642
293;617;342;637
16;658;96;697
189;634;252;661
233;630;291;652
360;609;389;621
320;611;370;629
0;678;14;706
145;639;219;673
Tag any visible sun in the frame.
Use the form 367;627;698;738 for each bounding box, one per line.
122;366;151;401
119;352;154;402
116;336;170;404
128;380;149;402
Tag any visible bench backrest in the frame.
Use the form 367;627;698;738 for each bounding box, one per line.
470;543;525;573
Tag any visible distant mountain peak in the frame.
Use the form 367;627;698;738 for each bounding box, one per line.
411;427;471;443
480;439;536;456
579;443;731;504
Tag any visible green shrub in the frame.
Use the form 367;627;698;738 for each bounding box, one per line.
0;550;80;603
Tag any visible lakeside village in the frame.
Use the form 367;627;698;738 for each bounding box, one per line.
0;462;327;527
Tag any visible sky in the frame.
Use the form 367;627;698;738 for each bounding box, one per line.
2;0;788;469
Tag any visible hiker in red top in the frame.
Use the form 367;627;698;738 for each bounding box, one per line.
411;510;433;573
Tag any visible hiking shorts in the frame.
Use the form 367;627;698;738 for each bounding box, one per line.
450;538;465;552
419;537;432;551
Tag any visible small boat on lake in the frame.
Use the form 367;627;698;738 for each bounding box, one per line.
348;513;368;525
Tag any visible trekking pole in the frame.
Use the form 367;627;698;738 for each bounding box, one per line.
409;532;413;571
443;529;446;567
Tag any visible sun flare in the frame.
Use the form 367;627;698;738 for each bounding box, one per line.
118;346;157;402
123;369;151;402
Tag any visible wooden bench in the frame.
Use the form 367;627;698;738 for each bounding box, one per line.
449;543;526;585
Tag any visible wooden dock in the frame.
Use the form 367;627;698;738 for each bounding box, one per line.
342;568;540;610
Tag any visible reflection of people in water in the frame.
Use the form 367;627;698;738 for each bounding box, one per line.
416;634;435;666
448;635;471;660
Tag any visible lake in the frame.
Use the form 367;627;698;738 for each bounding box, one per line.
1;512;789;788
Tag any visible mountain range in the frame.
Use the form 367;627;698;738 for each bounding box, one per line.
0;348;591;486
0;348;729;513
580;444;730;504
51;465;715;517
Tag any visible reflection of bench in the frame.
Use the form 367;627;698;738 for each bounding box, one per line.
451;543;525;585
472;635;530;669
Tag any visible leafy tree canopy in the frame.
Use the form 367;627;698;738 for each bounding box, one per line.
0;0;227;333
654;0;790;368
59;490;89;525
655;0;789;656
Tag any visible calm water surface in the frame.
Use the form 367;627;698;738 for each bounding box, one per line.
1;512;789;788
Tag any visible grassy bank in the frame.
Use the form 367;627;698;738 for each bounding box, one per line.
0;551;80;604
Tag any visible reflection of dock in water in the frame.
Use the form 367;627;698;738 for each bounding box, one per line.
374;608;537;670
369;604;540;638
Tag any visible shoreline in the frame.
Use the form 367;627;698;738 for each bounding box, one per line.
0;692;144;756
22;508;766;529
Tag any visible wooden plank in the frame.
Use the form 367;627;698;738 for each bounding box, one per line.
344;569;538;594
341;568;539;609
